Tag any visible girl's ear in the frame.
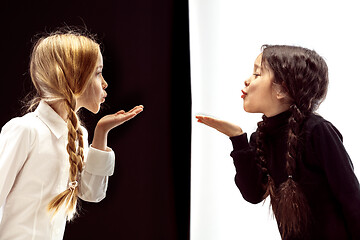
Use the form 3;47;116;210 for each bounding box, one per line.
273;83;290;101
276;89;288;100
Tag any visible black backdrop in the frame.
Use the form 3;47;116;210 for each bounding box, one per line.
0;1;191;239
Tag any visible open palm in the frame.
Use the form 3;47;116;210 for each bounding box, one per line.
98;105;144;133
196;115;243;137
92;105;144;151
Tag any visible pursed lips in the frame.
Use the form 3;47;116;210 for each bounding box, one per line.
241;90;247;99
101;92;107;102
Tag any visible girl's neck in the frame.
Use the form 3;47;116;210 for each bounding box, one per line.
264;103;291;118
47;100;75;121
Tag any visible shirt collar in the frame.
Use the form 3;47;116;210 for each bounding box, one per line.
262;110;292;135
35;101;68;139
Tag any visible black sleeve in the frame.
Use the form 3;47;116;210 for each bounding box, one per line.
312;121;360;239
230;132;265;204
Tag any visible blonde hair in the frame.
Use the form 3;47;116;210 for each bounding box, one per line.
29;30;100;220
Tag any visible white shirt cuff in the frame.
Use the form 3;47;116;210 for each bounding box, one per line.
85;146;115;176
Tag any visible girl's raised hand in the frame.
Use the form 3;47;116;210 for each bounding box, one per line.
97;105;144;133
92;105;144;151
196;115;243;137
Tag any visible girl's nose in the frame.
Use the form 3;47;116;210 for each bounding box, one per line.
102;78;108;89
244;78;250;87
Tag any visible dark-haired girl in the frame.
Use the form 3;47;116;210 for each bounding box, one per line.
196;45;360;239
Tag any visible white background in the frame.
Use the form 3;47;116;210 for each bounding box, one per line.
189;0;360;239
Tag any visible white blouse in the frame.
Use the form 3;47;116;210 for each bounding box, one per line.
0;101;115;240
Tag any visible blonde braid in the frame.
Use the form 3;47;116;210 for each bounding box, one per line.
47;93;84;220
77;128;85;165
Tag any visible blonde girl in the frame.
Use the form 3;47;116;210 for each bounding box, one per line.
0;29;143;239
196;45;360;239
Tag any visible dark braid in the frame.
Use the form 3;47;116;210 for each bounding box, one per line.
256;116;267;178
257;45;329;238
256;116;278;212
286;104;304;178
276;104;311;238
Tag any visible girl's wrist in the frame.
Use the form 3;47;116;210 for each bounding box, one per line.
229;130;244;137
92;126;109;151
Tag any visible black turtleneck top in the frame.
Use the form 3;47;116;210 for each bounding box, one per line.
230;111;360;239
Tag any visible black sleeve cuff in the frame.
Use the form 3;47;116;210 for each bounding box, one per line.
230;133;249;150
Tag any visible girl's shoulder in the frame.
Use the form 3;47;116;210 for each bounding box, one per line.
303;113;342;141
1;112;39;141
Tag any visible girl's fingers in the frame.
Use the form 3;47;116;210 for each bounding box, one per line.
196;115;210;122
196;116;219;127
133;107;144;114
129;105;144;113
116;110;126;115
115;105;144;116
97;106;144;132
195;115;203;123
116;106;144;122
195;115;243;136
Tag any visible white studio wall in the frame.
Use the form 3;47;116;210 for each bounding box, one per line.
189;0;360;239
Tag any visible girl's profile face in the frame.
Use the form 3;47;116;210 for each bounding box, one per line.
77;50;108;113
241;53;284;117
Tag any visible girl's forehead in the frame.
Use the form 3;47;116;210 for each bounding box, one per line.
254;53;263;71
97;50;103;66
255;53;262;64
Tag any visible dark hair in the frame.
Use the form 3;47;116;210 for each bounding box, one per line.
256;45;329;238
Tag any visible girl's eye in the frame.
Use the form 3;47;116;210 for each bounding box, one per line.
253;73;261;78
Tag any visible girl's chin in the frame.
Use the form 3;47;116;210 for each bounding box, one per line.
243;103;250;113
243;105;259;114
86;104;101;114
